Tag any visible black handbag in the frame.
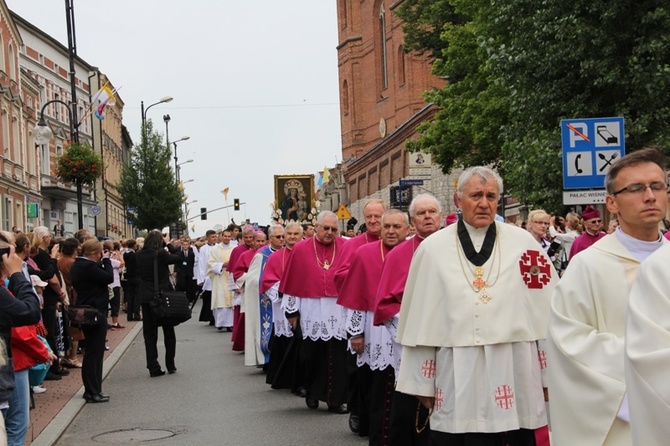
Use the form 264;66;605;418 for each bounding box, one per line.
150;251;192;326
67;305;100;328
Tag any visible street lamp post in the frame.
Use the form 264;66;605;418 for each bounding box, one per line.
33;99;87;228
140;96;173;144
163;114;171;158
172;137;190;183
176;158;193;184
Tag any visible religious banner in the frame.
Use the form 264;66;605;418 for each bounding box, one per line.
272;174;317;225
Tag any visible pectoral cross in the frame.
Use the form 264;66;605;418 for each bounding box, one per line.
472;266;487;290
323;260;330;270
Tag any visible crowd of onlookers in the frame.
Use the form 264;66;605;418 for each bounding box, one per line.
0;226;157;445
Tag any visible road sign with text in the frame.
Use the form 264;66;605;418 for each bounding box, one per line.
561;117;625;189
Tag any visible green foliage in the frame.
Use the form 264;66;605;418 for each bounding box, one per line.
55;143;102;186
399;0;670;211
118;120;182;231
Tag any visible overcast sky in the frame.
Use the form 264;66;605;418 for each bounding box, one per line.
7;0;342;236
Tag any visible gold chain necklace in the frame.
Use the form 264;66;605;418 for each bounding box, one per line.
455;227;501;304
313;237;336;270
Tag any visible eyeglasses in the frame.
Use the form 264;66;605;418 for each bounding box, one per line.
532;221;550;225
611;182;667;196
320;226;338;232
271;235;285;239
586;219;602;224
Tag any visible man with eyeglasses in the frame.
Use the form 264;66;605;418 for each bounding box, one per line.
279;211;350;414
569;205;606;258
232;231;267;353
548;147;669;446
260;222;303;391
239;226;284;368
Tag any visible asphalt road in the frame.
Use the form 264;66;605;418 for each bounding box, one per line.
54;302;368;446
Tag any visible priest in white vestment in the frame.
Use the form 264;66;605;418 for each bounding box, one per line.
236;231;268;367
396;166;556;445
548;148;668;446
625;244;670;446
207;229;234;330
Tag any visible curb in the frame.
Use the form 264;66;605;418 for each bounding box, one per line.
30;322;143;446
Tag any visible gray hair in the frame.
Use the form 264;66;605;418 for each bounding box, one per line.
457;166;503;198
268;224;285;236
382;209;410;225
285;221;303;233
408;193;442;216
316;211;337;225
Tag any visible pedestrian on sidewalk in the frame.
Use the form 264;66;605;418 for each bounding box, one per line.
136;231;181;377
70;239;114;403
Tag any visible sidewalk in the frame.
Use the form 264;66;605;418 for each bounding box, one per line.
26;319;142;445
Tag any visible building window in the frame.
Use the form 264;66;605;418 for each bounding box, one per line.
2;109;8;151
54;93;60;120
397;46;406;86
40;145;50;176
379;3;388;90
339;0;348;30
8;45;15;80
342;80;349;115
0;36;4;72
2;197;12;231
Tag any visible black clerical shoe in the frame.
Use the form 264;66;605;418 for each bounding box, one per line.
327;404;349;414
348;414;360;433
84;393;110;403
150;370;166;378
305;397;319;410
167;368;177;374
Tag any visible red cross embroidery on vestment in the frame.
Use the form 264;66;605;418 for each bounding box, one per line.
494;385;515;410
434;387;444;411
421;360;436;378
519;250;552;289
538;350;547;369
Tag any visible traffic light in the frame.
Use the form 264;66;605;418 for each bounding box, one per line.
233;199;240;211
200;207;207;220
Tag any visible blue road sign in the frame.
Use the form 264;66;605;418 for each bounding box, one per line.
399;179;424;187
561;117;625;189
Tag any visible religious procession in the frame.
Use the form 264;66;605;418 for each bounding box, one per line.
89;147;665;446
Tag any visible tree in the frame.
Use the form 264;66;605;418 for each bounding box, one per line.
118;120;182;231
398;0;670;213
55;143;102;229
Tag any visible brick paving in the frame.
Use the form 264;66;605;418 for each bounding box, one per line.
25;319;141;445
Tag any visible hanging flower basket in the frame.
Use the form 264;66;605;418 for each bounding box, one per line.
55;143;103;186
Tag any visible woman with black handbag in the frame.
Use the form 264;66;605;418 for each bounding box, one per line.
69;239;114;403
136;230;181;377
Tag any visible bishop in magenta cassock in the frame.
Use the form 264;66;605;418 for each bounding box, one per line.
373;193;443;446
226;226;254;346
333;199;385;432
279;211;349;414
260;222;303;392
232;231;266;352
338;209;409;444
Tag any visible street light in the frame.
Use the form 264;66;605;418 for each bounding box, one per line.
184;199;198;223
172;136;190;183
140;96;173;143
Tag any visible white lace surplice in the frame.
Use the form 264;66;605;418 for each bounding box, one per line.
282;294;346;341
346;309;394;371
266;283;292;338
